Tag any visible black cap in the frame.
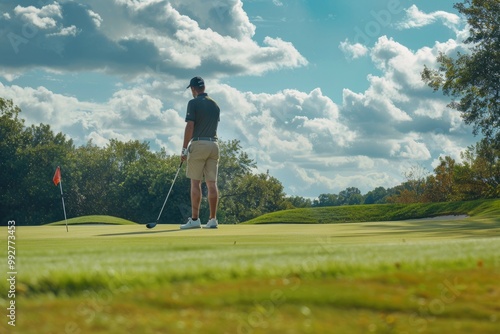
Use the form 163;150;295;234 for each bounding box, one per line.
186;76;205;89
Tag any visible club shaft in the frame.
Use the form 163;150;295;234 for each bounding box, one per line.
156;162;183;222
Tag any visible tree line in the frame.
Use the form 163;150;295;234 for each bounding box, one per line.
308;140;499;208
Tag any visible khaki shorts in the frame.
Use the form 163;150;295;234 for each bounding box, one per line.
186;141;219;181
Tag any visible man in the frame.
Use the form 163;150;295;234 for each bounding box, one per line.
180;76;220;229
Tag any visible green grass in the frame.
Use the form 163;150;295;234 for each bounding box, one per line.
1;203;500;333
244;198;500;224
49;215;137;226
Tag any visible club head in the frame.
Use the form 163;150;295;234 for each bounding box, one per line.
146;222;157;229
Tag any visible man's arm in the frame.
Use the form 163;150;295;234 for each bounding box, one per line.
181;120;194;161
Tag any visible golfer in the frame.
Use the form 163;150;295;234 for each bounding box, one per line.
180;76;220;229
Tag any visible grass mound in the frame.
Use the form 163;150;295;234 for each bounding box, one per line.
48;215;137;226
244;199;500;224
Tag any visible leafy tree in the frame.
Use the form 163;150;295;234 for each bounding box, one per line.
422;0;500;146
313;188;364;207
313;193;339;207
286;195;313;208
106;140;158;220
218;139;256;192
18;124;74;224
69;142;116;217
423;156;457;202
49;138;195;225
472;139;500;197
0;99;74;224
364;187;388;204
455;140;500;199
216;139;258;223
389;164;430;203
387;187;420;204
338;187;362;205
221;172;287;223
0;98;24;222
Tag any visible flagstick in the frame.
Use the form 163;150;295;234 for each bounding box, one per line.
59;180;69;232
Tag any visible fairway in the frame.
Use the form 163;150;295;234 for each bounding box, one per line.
1;218;500;334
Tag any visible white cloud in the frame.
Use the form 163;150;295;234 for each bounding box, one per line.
87;10;103;28
0;82;185;153
430;134;467;168
396;5;461;31
1;1;307;79
48;25;79;37
339;39;369;60
212;86;354;166
14;3;62;29
343;72;412;124
389;134;431;160
108;0;307;76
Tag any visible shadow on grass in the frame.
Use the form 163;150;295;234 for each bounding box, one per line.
362;219;500;238
98;227;186;237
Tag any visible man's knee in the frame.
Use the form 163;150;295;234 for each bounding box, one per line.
206;181;218;193
191;179;202;191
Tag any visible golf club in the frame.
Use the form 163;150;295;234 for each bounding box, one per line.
146;161;183;229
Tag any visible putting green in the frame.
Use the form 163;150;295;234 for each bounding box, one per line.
19;215;499;242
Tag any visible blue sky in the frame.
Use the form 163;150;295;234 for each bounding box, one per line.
0;0;476;198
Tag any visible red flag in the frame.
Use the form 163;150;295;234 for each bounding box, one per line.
53;166;61;186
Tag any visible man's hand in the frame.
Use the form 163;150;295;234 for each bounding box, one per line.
181;147;188;162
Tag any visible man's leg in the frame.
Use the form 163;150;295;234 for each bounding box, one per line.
206;180;218;219
191;179;202;219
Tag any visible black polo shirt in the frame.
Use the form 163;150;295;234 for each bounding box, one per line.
185;93;220;139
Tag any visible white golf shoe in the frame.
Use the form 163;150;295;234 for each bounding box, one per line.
180;218;201;229
203;218;218;229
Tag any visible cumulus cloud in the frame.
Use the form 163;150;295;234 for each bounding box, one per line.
329;27;475;192
0;81;185;152
0;0;307;79
87;9;102;28
389;134;431;160
214;87;355;162
13;2;62;29
396;5;462;31
47;25;79;37
339;39;369;60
